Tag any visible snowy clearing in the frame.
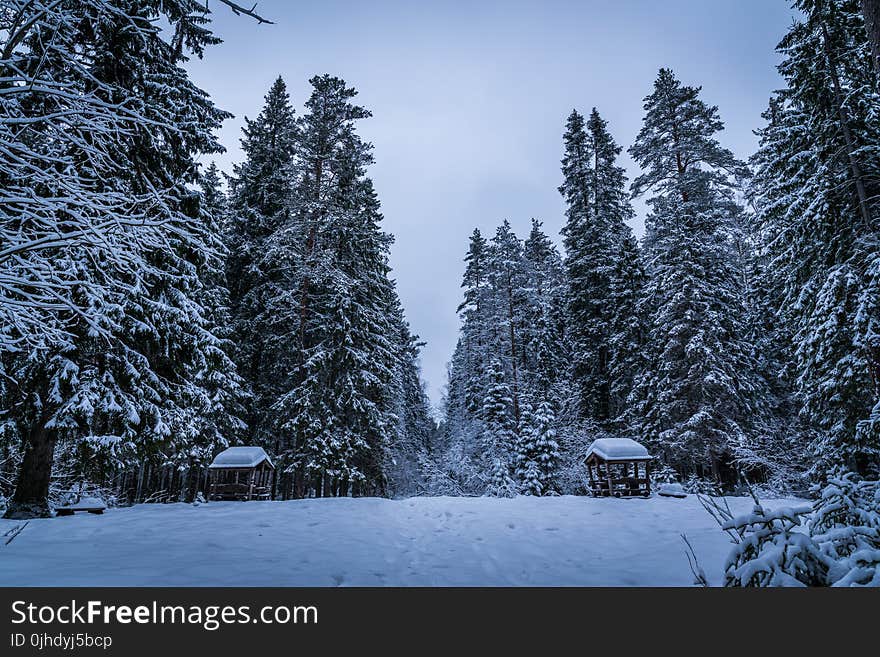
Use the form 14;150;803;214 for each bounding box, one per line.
0;495;806;587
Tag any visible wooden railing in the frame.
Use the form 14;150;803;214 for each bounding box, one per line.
209;482;272;501
590;477;650;498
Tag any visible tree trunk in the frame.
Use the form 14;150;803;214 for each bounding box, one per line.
297;159;324;351
505;270;520;425
862;0;880;77
135;460;145;503
3;422;55;519
186;462;201;503
820;15;873;228
673;124;689;204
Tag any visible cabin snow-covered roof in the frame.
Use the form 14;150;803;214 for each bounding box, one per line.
585;438;650;462
208;446;274;469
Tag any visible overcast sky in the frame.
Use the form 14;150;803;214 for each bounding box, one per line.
187;0;798;411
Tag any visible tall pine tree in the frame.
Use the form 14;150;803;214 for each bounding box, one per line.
627;69;760;484
226;76;298;451
3;1;241;517
559;109;643;423
273;76;407;497
751;0;880;478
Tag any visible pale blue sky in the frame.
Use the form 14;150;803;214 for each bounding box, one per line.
187;0;798;409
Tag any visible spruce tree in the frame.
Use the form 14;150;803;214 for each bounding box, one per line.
434;229;500;495
627;68;759;484
481;359;517;496
487;221;528;426
559;109;642;422
3;1;238;517
751;1;880;478
386;305;436;497
457;229;492;415
515;400;560;495
586;109;644;420
226;76;298;450
522;219;567;403
559;110;604;420
275;75;403;497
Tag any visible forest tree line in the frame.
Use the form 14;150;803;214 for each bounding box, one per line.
431;0;880;497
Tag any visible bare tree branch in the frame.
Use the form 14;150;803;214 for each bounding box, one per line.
212;0;274;24
681;534;709;587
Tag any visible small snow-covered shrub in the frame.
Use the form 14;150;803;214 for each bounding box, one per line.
808;472;880;586
519;460;544;496
720;502;828;586
747;467;811;501
684;474;721;496
810;472;880;557
486;458;516;498
700;474;880;587
651;462;679;485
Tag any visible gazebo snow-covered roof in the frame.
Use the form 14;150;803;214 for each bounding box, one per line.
584;438;650;463
208;446;274;470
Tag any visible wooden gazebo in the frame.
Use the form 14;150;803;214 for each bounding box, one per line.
208;447;275;501
585;438;652;498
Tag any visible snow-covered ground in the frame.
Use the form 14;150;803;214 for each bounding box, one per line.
0;495;805;586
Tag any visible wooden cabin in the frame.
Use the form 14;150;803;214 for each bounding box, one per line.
585;438;652;498
208;446;275;501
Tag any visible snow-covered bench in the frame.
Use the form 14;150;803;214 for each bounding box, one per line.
55;497;107;516
657;483;687;498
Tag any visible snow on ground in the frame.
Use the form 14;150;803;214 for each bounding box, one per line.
0;495;805;586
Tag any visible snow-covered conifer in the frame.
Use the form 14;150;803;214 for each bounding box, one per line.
750;0;880;478
626;69;759;483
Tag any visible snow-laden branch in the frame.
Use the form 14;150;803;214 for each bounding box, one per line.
0;1;228;352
